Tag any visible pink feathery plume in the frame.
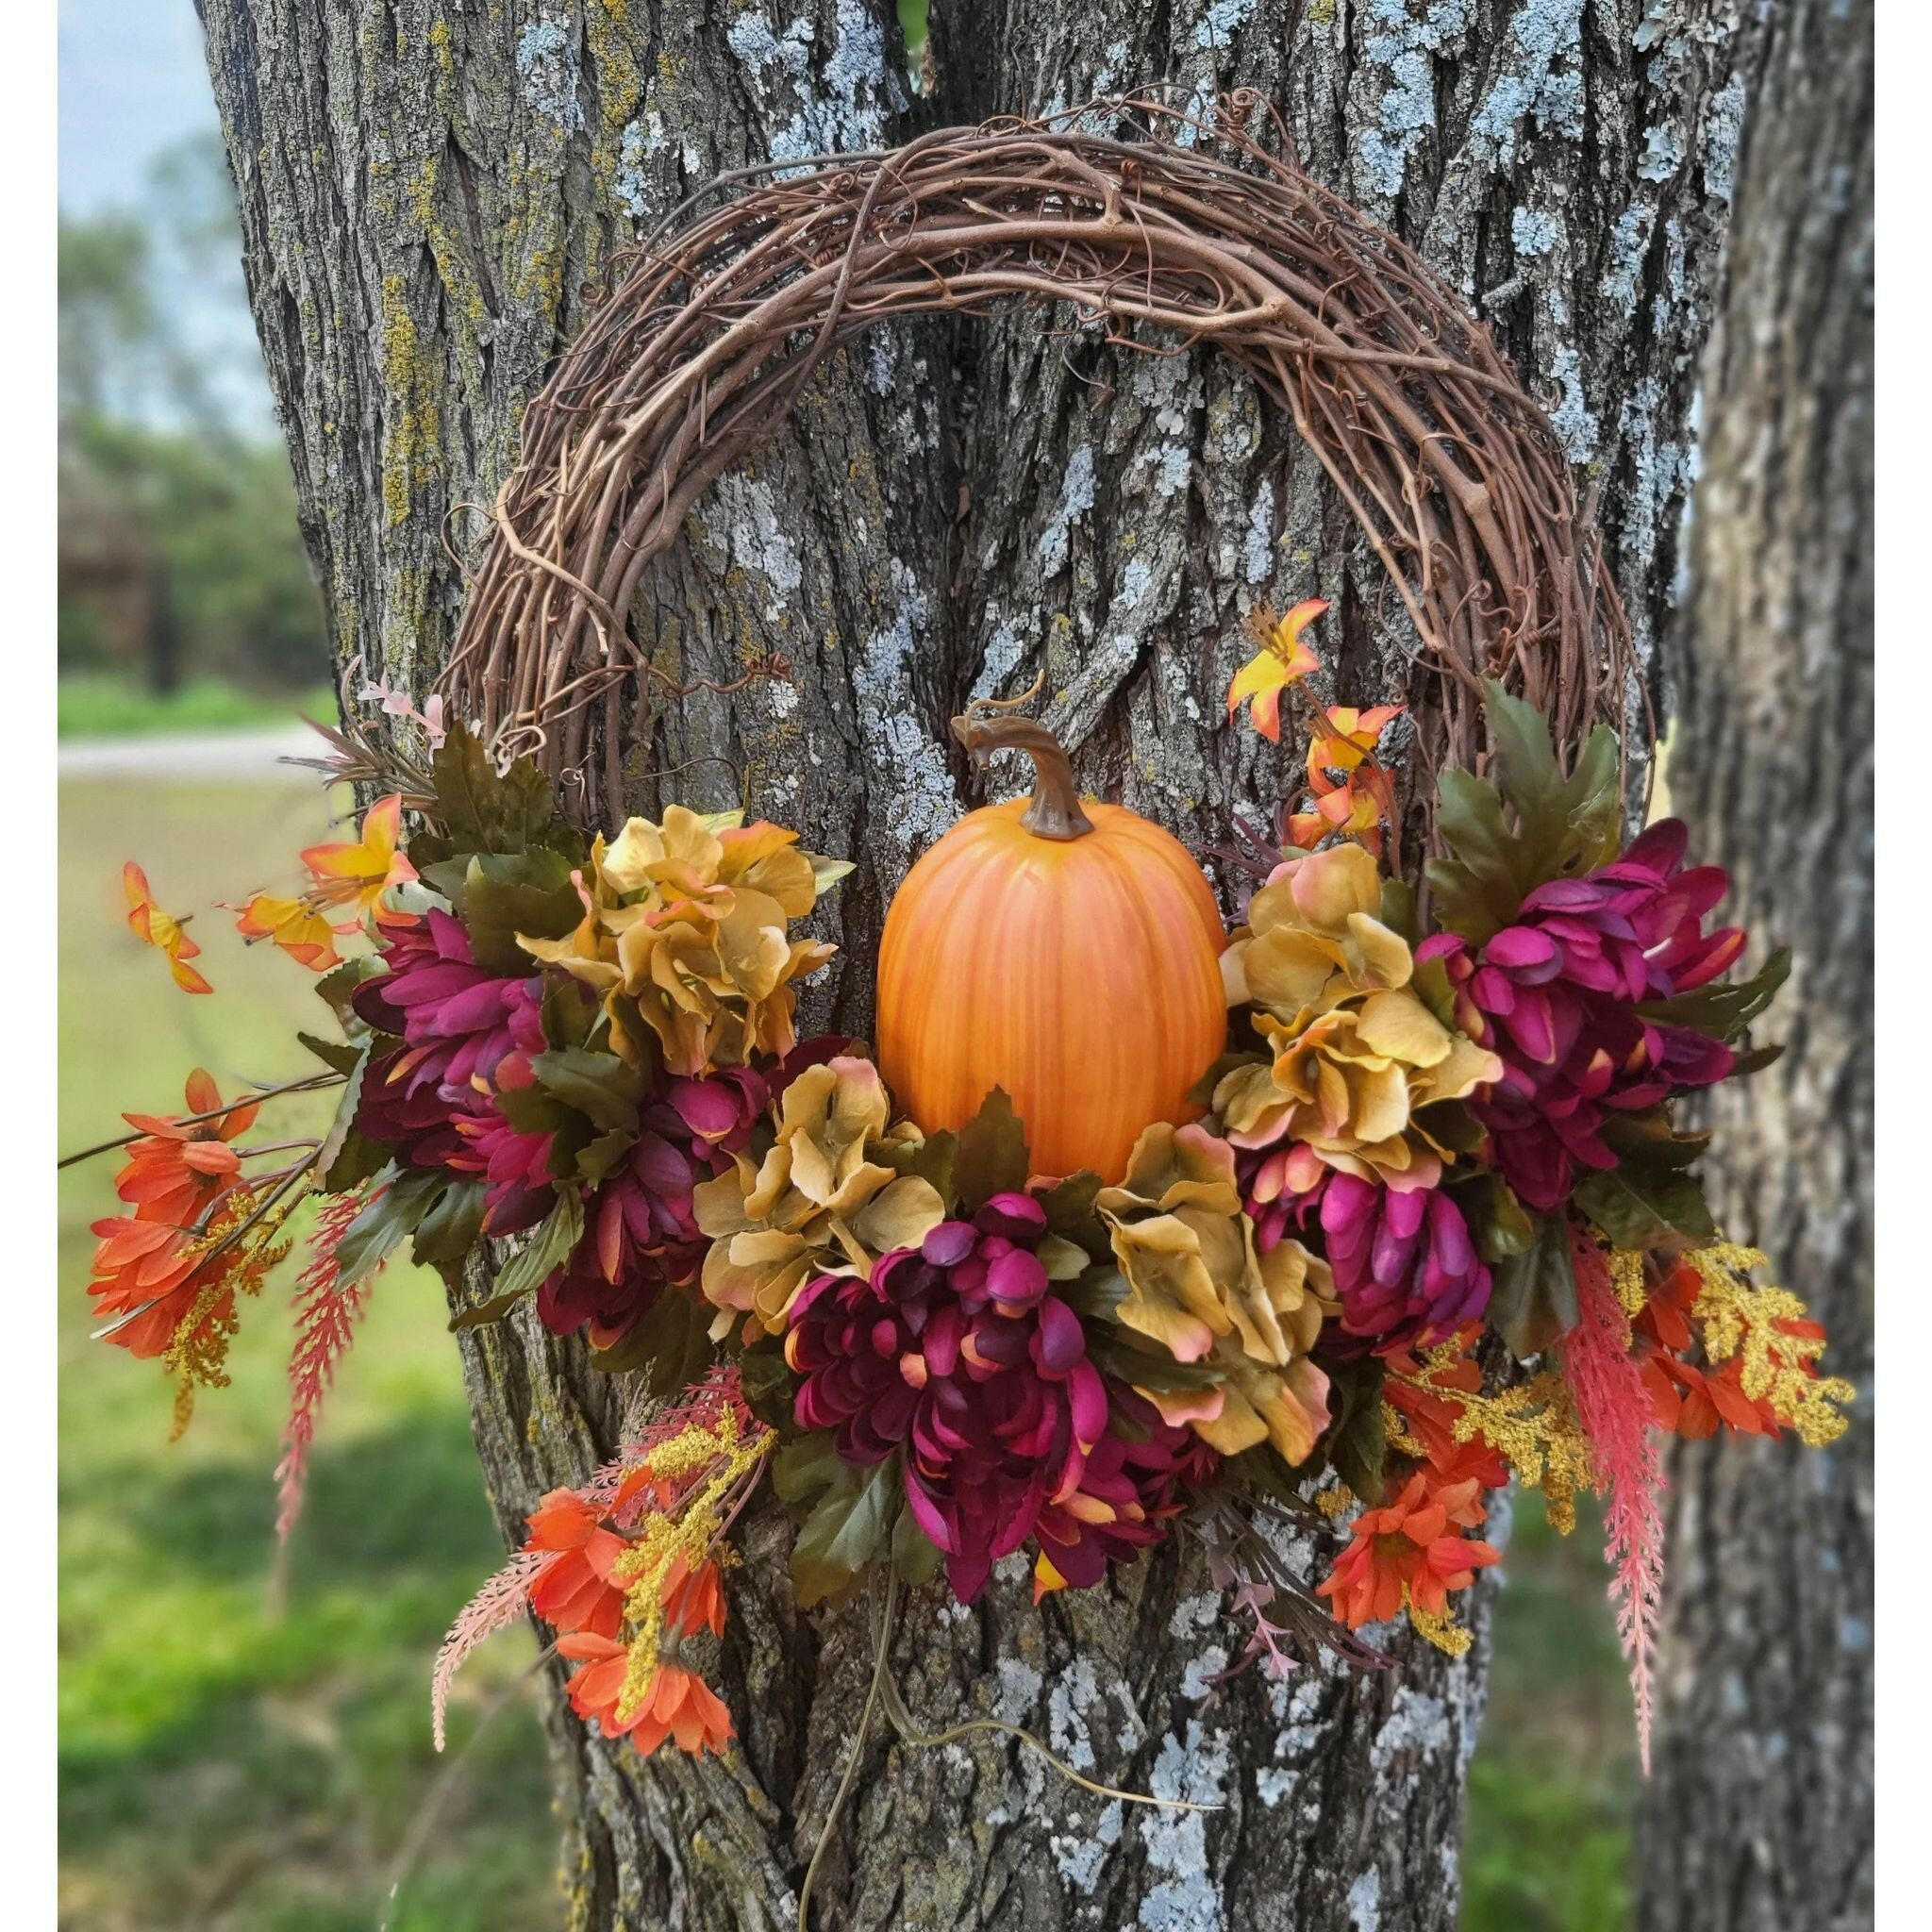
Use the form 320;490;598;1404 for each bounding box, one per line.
1560;1225;1668;1772
430;1548;546;1753
275;1186;387;1545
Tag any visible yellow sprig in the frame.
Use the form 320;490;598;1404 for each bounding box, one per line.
608;1408;772;1725
1683;1243;1854;1448
1406;1592;1474;1657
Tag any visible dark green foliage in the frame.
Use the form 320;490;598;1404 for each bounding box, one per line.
1489;1210;1581;1359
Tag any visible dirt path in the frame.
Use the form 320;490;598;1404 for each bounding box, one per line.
58;728;321;782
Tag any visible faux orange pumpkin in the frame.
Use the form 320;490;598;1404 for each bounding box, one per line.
876;698;1228;1184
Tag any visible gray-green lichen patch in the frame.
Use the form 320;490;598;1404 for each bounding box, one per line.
517;15;586;132
1469;0;1586;164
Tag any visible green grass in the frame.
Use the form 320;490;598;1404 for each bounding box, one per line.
58;768;1633;1926
1462;1491;1636;1930
58;672;336;739
59;773;558;1932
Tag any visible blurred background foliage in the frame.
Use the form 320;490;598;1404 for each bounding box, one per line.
58;3;1631;1925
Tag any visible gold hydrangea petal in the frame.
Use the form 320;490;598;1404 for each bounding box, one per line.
1108;1213;1231;1363
1343;911;1414;990
1240;925;1347;1022
1098;1121;1242;1218
1287;842;1381;932
1355;988;1455;1067
1190;1383;1272;1456
846;1174;945;1259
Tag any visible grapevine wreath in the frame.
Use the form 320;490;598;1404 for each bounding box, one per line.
75;99;1847;1893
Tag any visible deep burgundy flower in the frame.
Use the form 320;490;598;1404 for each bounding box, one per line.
537;1069;767;1347
1416;820;1742;1211
786;1192;1125;1602
352;910;545;1170
1033;1390;1222;1592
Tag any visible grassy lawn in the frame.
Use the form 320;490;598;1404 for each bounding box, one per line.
58;673;337;739
58;758;1635;1928
58;771;558;1932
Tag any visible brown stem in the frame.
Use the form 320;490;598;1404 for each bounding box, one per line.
950;705;1095;841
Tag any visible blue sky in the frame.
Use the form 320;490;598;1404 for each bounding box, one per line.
59;0;221;214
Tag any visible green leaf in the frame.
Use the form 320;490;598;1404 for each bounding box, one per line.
738;1335;796;1432
772;1432;844;1506
1636;946;1790;1043
541;976;602;1052
891;1502;943;1588
575;1126;638;1186
1483;682;1622;884
589;1289;714;1392
429;724;582;860
1426;769;1522;944
491;1190;585;1303
462;850;583;973
1410;953;1458;1031
1058;1265;1128;1324
1726;1041;1786;1079
954;1088;1030;1213
529;1048;644;1132
1453;1171;1535;1263
1488;1209;1579;1358
874;1127;957;1209
412;1178;488;1266
333;1166;440;1288
297;1030;365;1076
316;1048;391;1193
1573;1164;1717;1250
450;1288;535;1332
314;957;383;1030
790;1451;903;1608
1314;1356;1388;1505
1378;876;1420;946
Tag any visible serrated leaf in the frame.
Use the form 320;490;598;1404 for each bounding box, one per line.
1573;1164;1717;1249
429;724;581;860
541;976;602;1052
297;1030;365;1076
317;1048;391;1193
1426;768;1522;944
575;1126;638;1185
530;1047;644;1131
315;957;383;1030
1313;1356;1387;1505
333;1165;439;1288
589;1289;714;1392
1482;682;1622;884
1636;946;1790;1043
1411;953;1457;1030
772;1431;844;1505
955;1088;1030;1213
1378;876;1420;946
491;1189;584;1303
463;850;582;973
1488;1209;1579;1358
738;1335;797;1432
1453;1170;1535;1263
412;1177;488;1266
791;1452;903;1608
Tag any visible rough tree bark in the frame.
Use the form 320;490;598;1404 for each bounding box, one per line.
197;3;1759;1926
1638;3;1874;1927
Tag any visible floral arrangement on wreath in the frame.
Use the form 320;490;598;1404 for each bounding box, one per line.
77;606;1849;1789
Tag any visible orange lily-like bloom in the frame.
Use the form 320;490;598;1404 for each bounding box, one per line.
87;1215;206;1357
1316;1468;1500;1628
116;1068;260;1224
1225;598;1326;741
123;861;212;994
299;793;418;930
557;1634;734;1758
1307;703;1404;775
524;1489;630;1640
233;891;341;972
660;1552;727;1641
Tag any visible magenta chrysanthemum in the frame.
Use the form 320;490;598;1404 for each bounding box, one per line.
785;1192;1161;1601
1417;819;1741;1210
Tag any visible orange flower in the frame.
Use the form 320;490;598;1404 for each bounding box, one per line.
299;794;418;929
233;892;341;972
1226;598;1326;741
660;1553;726;1641
524;1489;630;1640
123;861;212;994
87;1215;206;1357
1317;1468;1499;1629
1307;704;1404;775
116;1069;259;1225
1633;1258;1807;1441
557;1635;733;1758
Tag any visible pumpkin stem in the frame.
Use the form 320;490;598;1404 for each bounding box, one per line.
951;692;1095;841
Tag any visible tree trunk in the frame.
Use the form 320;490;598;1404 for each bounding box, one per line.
197;3;1757;1925
1637;3;1874;1926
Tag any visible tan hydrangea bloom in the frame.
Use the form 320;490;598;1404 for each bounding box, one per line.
1096;1123;1334;1466
520;806;851;1076
1216;843;1499;1187
693;1056;944;1337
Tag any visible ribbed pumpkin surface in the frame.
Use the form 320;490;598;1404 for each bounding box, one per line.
876;798;1228;1183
